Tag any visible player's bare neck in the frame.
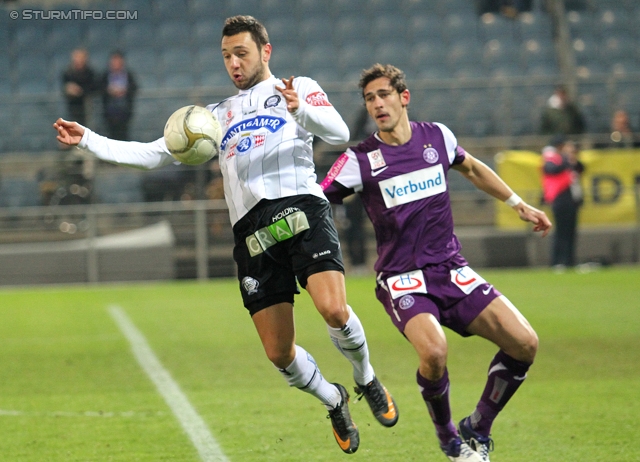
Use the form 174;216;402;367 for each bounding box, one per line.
378;121;412;146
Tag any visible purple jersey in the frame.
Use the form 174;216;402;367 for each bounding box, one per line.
322;121;466;274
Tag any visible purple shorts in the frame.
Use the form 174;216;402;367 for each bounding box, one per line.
375;256;501;337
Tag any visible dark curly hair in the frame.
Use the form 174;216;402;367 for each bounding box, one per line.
358;64;408;98
222;15;269;49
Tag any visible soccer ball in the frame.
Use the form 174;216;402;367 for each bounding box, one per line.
163;105;222;165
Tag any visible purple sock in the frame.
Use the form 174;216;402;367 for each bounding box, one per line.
471;350;531;436
417;369;457;445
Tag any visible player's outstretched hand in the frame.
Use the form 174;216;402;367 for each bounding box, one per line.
513;202;552;237
275;76;299;113
53;118;85;146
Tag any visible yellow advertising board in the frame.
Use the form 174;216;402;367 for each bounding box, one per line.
495;149;640;229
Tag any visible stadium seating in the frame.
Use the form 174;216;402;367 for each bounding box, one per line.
517;10;554;41
269;43;301;77
408;14;446;43
224;0;260;18
121;21;156;50
262;17;300;46
297;15;333;47
300;43;339;78
371;14;408;45
153;0;190;21
0;54;12;94
85;22;122;51
48;24;84;55
16;54;52;95
0;178;41;208
337;43;376;77
333;0;369;18
294;0;327;17
259;0;298;22
478;13;517;43
157;21;194;49
126;49;162;90
121;0;152;19
1;0;639;153
333;15;371;47
93;171;144;204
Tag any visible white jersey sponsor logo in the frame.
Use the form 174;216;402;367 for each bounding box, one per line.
450;266;486;295
305;91;331;106
220;115;286;149
379;164;446;208
386;270;427;299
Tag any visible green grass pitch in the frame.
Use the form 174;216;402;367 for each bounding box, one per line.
1;266;639;461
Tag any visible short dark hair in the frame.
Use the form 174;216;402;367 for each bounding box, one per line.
359;64;407;98
222;15;269;49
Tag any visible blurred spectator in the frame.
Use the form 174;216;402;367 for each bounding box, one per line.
608;109;639;148
542;136;584;270
539;85;585;136
62;48;97;126
37;150;93;206
101;50;138;141
476;0;533;18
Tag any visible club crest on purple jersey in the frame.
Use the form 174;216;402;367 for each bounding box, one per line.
399;295;415;310
423;147;439;164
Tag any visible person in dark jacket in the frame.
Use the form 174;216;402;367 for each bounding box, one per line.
62;48;97;126
542;136;585;269
539;86;585;136
101;50;138;141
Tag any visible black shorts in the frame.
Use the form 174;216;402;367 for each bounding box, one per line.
233;195;344;315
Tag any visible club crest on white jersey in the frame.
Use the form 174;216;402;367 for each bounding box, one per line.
450;266;486;294
386;270;427;299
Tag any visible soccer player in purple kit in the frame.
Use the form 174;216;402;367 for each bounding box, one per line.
321;64;552;462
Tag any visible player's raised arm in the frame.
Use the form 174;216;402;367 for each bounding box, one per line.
453;151;552;236
52;118;174;170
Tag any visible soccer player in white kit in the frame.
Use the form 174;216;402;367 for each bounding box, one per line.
53;16;397;455
322;64;552;462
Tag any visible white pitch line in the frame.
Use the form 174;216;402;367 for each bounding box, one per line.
0;409;166;418
108;305;230;462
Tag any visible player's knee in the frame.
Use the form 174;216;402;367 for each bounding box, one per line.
419;346;447;378
516;329;538;364
522;329;539;363
264;345;295;369
317;302;349;328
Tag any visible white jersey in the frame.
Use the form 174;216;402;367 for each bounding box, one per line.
77;74;349;225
